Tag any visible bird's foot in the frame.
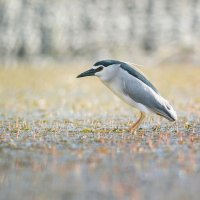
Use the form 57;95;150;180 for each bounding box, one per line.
129;112;146;134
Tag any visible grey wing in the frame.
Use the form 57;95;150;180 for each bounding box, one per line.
122;74;175;121
120;62;158;93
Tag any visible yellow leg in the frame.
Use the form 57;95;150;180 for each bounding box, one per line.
129;112;146;133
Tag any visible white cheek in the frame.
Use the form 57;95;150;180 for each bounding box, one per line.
95;70;105;78
95;68;113;82
95;64;120;82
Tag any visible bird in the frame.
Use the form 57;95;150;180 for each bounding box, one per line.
77;60;177;132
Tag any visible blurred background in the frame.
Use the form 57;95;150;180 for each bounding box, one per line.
1;0;200;66
1;1;200;200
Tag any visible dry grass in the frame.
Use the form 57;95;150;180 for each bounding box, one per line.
0;64;200;200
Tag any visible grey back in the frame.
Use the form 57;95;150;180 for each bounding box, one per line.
94;60;158;93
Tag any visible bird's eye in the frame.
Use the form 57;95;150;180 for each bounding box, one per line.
96;66;103;72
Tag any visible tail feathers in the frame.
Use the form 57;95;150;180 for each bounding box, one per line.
156;107;177;121
154;99;177;122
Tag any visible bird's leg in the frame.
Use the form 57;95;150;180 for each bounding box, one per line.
129;112;146;133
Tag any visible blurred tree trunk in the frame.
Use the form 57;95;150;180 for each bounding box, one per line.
0;0;200;62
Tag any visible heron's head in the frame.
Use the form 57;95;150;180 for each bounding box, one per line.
76;60;121;82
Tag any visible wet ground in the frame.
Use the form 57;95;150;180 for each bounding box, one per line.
0;65;200;200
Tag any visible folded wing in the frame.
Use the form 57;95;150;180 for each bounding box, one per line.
122;70;177;121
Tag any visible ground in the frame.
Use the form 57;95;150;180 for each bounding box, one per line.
0;64;199;200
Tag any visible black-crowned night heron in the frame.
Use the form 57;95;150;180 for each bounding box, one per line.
77;60;177;132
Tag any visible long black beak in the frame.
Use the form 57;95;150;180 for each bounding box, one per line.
76;68;96;78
